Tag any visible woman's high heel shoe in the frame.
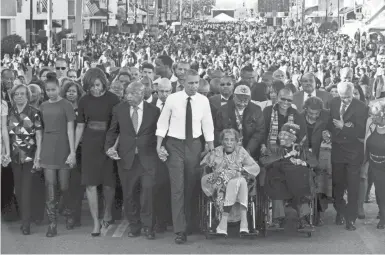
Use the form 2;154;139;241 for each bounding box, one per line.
91;224;102;237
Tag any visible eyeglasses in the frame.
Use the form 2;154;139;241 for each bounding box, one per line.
220;83;232;86
280;98;293;103
56;67;66;70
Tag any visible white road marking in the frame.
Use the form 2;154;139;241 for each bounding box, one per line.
112;220;129;238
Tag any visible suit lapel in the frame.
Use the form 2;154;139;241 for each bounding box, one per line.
343;99;355;121
227;101;238;131
125;102;136;134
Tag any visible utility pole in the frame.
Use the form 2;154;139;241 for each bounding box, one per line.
301;0;305;27
146;0;150;31
107;0;110;35
165;0;168;22
337;0;340;27
47;0;52;51
126;0;128;24
325;0;328;22
190;0;193;19
30;0;33;47
180;0;183;24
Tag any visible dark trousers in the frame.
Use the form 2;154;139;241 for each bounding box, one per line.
332;162;361;222
112;161;123;221
1;164;17;220
165;137;202;234
118;155;155;232
372;165;385;222
11;162;45;226
63;166;85;223
154;161;172;227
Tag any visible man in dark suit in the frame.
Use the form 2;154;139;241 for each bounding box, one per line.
293;72;333;112
326;82;368;231
209;75;234;114
215;85;265;159
149;78;173;232
105;82;160;239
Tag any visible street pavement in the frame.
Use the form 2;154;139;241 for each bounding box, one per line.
2;196;385;254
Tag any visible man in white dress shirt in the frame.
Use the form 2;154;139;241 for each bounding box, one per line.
156;69;215;244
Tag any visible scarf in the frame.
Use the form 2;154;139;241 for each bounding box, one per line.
268;104;294;146
234;108;243;144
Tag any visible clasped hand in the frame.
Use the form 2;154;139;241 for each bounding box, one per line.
65;153;76;168
157;146;169;162
106;147;121;160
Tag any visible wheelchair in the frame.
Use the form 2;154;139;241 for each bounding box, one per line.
198;165;263;239
258;167;319;238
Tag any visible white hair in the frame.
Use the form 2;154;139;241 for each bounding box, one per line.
337;81;354;94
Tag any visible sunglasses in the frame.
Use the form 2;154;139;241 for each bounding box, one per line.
220;82;232;86
56;67;66;70
280;98;293;103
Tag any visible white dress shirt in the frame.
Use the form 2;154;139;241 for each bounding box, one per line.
130;101;143;132
146;95;153;104
156;91;214;142
303;90;317;103
156;98;165;111
221;95;230;106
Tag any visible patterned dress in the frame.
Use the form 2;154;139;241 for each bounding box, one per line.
200;146;260;222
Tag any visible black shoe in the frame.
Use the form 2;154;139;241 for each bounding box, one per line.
21;225;31;235
175;232;187;244
46;224;57;237
335;214;345;225
358;214;365;219
127;229;141;237
345;221;356;231
144;228;155;240
91;224;102;237
377;221;385;229
66;217;75;230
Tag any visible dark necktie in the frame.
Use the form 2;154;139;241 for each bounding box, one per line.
161;102;164;111
186;97;193;147
307;93;312;99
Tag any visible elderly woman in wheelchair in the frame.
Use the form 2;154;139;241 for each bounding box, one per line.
260;123;318;233
200;129;260;237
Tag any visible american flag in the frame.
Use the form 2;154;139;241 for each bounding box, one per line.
41;0;47;12
85;0;99;16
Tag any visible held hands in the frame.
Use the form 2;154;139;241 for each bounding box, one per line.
290;157;307;166
333;119;344;130
106;147;121;160
156;146;169;162
285;150;299;158
65;153;76;168
1;154;11;167
322;130;331;143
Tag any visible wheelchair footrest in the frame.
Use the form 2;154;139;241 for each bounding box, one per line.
240;230;259;237
297;227;315;233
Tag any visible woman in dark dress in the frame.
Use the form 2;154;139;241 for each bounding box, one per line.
74;68;120;236
61;81;85;229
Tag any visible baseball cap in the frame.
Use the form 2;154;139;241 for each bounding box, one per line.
234;85;251;96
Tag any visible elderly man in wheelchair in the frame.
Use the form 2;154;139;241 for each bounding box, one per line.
260;123;318;233
200;128;260;237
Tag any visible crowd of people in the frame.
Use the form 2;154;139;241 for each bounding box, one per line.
1;20;385;245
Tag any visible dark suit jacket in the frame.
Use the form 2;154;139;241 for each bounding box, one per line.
215;100;265;159
327;97;368;164
148;94;159;105
292;90;333;112
105;101;161;173
301;109;330;159
209;94;232;113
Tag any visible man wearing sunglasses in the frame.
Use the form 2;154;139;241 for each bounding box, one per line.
55;58;68;79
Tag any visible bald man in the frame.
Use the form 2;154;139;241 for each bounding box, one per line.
293;72;333;112
326;82;368;231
